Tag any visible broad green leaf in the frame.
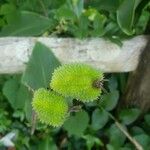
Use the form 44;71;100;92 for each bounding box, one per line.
19;0;66;13
0;109;11;134
108;76;118;92
130;126;145;136
99;0;120;12
71;0;84;18
2;76;32;122
0;11;56;36
55;0;83;20
106;124;126;148
13;110;25;121
107;144;131;150
100;90;119;111
104;22;120;36
119;108;141;125
123;143;134;149
0;19;5;27
117;74;128;93
47;0;66;9
91;13;106;37
91;108;109;130
83;134;103;150
63;111;89;137
117;0;142;35
24;91;33;122
87;0;120;12
68;14;89;38
0;4;16;15
55;5;76;20
77;15;89;37
106;144;116;150
134;134;150;150
144;114;150;126
22;42;60;90
3;77;28;110
120;148;132;150
0;3;18;24
37;137;57;150
135;3;150;34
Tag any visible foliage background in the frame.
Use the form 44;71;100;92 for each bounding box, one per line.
0;0;150;150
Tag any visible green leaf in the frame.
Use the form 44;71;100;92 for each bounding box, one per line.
0;11;56;36
134;134;150;150
87;0;120;12
0;3;17;23
107;144;132;150
130;126;145;136
2;76;32;122
3;77;28;110
120;148;132;150
108;76;118;92
37;137;57;150
144;114;150;126
104;22;120;35
135;3;150;34
24;91;33;122
55;0;83;20
71;0;84;18
0;4;16;15
68;14;89;38
63;111;89;137
123;143;134;149
0;109;11;134
83;134;103;150
91;13;106;37
22;42;60;90
100;90;119;111
0;18;5;27
117;0;142;35
117;74;128;93
98;0;120;12
106;124;126;148
13;110;25;121
17;0;66;14
91;108;109;130
119;108;141;125
55;5;76;20
106;144;116;150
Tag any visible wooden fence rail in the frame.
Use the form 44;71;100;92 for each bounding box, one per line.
0;35;149;74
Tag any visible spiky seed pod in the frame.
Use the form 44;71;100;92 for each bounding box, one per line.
50;63;103;102
32;88;68;127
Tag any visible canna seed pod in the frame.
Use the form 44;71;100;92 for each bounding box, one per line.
32;88;68;127
50;63;103;102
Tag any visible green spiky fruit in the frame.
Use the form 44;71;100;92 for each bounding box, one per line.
32;88;68;127
50;63;103;102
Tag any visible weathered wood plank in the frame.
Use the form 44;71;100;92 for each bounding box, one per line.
0;36;149;74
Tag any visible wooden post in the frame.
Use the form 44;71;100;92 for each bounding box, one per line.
121;40;150;112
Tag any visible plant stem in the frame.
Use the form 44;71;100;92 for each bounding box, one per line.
31;111;37;135
100;107;143;150
114;121;143;150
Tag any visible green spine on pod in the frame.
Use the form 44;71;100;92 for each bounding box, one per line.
50;63;103;102
32;88;68;127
